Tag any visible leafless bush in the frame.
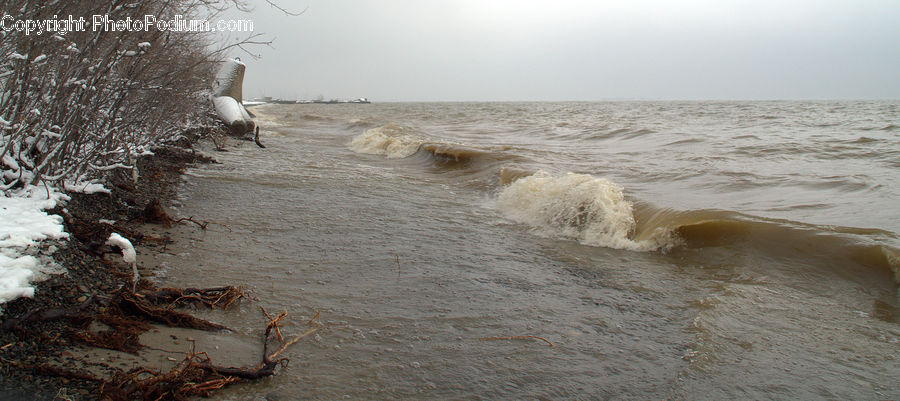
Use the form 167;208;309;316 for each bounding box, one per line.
0;0;261;190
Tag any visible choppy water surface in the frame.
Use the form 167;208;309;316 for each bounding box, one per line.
153;101;899;400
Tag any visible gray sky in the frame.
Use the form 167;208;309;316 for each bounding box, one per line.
220;0;900;101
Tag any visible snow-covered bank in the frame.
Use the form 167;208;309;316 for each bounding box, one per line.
0;186;69;305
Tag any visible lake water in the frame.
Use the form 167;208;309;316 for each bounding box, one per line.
152;101;899;400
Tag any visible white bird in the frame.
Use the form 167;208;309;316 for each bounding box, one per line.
106;233;138;292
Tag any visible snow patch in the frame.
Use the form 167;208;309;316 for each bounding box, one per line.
0;253;37;301
0;186;69;305
65;78;86;87
106;233;138;290
64;179;111;194
105;233;136;264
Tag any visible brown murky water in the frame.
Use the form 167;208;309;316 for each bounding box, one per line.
151;101;899;399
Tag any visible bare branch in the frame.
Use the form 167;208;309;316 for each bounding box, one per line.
264;0;308;17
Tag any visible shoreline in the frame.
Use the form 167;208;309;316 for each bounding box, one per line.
0;135;225;400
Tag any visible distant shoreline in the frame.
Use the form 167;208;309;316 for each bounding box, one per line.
244;97;371;106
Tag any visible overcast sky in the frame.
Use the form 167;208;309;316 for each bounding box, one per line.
219;0;900;101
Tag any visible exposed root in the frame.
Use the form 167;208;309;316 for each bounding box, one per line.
2;281;316;400
172;216;209;230
260;306;287;342
97;308;315;400
260;307;322;361
73;329;144;355
140;198;210;229
209;127;230;152
140;285;245;310
477;335;555;346
117;289;229;331
100;351;274;400
307;310;321;326
269;327;319;361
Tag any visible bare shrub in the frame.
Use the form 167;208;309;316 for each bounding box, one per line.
0;0;260;190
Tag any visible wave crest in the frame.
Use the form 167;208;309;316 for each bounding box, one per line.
496;171;655;250
496;173;900;283
631;206;900;283
349;124;424;158
350;125;521;173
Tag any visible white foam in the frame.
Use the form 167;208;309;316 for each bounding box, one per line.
496;171;657;251
349;124;424;159
884;246;900;283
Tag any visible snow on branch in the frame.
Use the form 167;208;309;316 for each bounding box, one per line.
0;0;264;190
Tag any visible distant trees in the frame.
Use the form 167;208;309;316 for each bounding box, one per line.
0;0;258;190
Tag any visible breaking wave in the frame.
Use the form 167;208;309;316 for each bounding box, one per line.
350;122;900;283
495;171;657;251
494;171;900;282
300;113;336;121
349;124;424;159
346;118;381;129
349;124;520;169
499;167;537;185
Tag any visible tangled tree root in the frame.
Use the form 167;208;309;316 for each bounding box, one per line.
116;289;229;332
139;285;244;309
100;320;280;399
0;282;318;399
98;303;319;400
